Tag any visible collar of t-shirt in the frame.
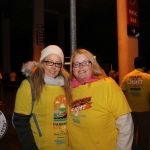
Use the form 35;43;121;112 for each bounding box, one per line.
135;68;144;72
72;76;99;88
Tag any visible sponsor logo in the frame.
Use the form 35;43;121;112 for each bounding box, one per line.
54;95;67;122
70;96;92;112
69;96;92;118
127;76;143;86
55;139;66;144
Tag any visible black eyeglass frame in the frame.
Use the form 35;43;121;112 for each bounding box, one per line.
72;61;91;68
43;60;63;68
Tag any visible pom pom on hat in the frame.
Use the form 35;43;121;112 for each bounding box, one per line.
40;45;64;64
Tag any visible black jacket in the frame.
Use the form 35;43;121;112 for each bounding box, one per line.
12;112;38;150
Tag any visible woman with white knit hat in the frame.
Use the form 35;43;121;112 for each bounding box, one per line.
12;45;72;150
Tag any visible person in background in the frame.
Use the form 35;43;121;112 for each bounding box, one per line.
68;48;133;150
9;71;17;84
120;57;150;150
12;45;72;150
109;70;116;78
0;72;2;82
109;70;119;84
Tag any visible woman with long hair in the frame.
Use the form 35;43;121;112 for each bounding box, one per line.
68;48;133;150
12;45;72;150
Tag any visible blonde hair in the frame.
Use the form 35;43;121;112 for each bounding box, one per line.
70;48;105;80
30;62;72;104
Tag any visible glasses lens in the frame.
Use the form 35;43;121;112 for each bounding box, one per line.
55;63;62;68
44;61;53;66
73;61;91;68
44;61;62;68
73;63;79;68
82;61;89;66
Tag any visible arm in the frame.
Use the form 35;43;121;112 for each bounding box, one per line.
116;113;133;150
12;112;38;150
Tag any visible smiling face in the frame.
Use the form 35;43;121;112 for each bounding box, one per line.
72;54;92;84
42;54;62;78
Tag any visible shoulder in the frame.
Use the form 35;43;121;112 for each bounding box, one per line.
141;73;150;82
97;77;120;89
124;71;134;77
19;79;30;89
101;77;117;84
121;71;135;82
142;72;150;77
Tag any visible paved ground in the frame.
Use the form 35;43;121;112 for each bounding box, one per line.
0;86;22;150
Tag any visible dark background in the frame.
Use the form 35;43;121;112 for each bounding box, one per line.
0;0;150;75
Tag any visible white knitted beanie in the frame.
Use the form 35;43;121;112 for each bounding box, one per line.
40;45;64;64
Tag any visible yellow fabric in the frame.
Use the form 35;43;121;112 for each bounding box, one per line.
14;80;68;150
68;78;131;150
121;69;150;112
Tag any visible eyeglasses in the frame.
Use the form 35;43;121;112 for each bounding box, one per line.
43;60;62;68
72;61;91;68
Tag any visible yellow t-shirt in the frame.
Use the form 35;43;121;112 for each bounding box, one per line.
14;80;68;150
121;69;150;112
68;78;131;150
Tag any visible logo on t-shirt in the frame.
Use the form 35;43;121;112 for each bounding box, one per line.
53;95;67;143
127;75;143;97
127;75;143;86
70;96;92;112
53;95;67;122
